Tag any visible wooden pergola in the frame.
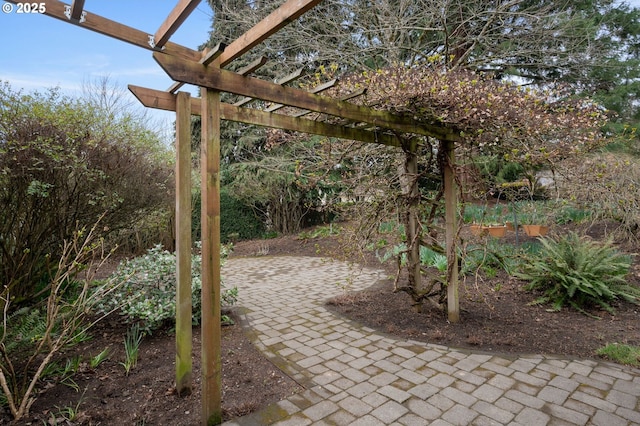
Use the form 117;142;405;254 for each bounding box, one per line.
8;1;461;424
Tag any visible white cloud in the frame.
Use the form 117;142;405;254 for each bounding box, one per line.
0;72;82;93
91;66;166;79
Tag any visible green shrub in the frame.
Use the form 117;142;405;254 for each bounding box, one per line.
461;204;485;224
97;244;237;333
192;188;265;243
0;83;172;305
516;232;637;316
221;188;265;241
553;205;592;225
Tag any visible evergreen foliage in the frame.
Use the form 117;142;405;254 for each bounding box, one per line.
220;188;265;241
192;187;265;242
517;232;638;317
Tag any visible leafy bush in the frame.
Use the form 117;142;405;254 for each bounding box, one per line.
552;204;592;225
463;241;511;277
516;232;638;316
192;187;265;243
99;244;237;333
220;188;265;241
0;82;172;305
559;152;640;240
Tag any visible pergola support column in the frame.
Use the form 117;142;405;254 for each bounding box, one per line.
443;140;460;323
200;87;222;425
175;91;193;396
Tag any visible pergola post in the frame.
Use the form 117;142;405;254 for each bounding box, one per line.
175;91;193;396
200;86;222;425
444;139;460;323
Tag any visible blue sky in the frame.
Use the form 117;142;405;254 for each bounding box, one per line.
1;0;640;135
0;1;214;133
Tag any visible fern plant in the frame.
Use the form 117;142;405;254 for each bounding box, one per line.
3;307;48;354
517;232;637;317
0;219;121;421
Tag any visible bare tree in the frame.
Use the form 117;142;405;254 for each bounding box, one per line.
206;0;630;84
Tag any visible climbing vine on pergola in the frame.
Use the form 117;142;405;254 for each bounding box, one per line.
7;1;607;424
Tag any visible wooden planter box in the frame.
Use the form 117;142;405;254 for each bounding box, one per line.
482;225;507;237
470;224;508;237
470;224;485;236
522;224;549;237
505;222;514;231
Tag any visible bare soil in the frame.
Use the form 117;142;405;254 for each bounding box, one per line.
2;221;639;425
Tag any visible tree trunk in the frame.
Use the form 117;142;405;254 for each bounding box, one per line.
442;140;460;323
399;147;422;312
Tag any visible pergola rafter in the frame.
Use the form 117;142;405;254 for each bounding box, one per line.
8;1;463;424
66;0;84;22
235;55;269;76
264;77;337;112
167;42;227;93
153;52;458;142
128;85;404;147
217;0;323;67
234;66;305;107
153;0;202;49
5;0;202;61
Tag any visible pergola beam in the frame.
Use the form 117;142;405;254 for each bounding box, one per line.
236;56;268;76
293;87;366;117
200;43;227;66
128;84;403;147
266;78;337;112
167;43;226;93
68;0;84;22
218;0;323;67
234;67;304;107
154;52;459;141
6;0;201;62
154;0;202;49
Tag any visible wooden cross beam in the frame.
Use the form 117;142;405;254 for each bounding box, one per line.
68;0;84;22
234;67;305;107
128;85;403;147
167;43;227;93
236;56;269;76
264;78;337;112
218;0;323;67
6;0;201;61
293;87;367;117
154;0;202;49
153;52;459;141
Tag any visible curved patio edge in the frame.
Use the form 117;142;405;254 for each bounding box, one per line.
222;256;640;426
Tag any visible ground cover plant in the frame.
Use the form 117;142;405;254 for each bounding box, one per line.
0;222;119;421
517;232;638;317
97;243;238;334
596;343;640;367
